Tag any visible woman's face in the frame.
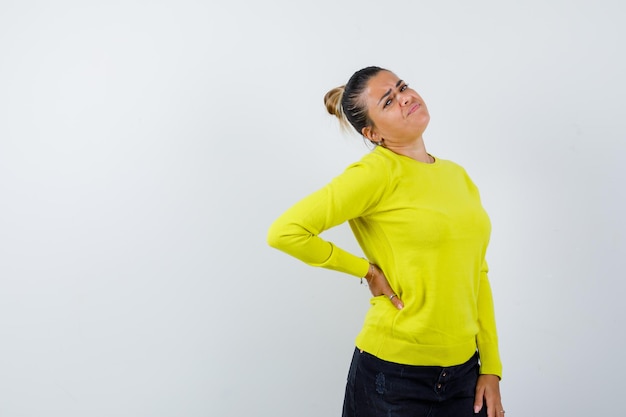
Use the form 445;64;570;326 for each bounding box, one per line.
361;71;430;145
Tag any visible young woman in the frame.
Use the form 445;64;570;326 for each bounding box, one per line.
267;66;505;417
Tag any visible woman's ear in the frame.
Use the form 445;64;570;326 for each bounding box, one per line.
362;126;377;142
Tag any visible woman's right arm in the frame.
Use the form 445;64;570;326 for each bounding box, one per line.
267;158;386;279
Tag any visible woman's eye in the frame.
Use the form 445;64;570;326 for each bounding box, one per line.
400;84;408;91
384;98;393;108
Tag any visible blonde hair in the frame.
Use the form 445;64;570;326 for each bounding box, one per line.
323;86;351;132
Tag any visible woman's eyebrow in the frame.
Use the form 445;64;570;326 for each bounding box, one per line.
377;80;405;105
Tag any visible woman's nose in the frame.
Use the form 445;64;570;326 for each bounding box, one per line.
398;92;410;106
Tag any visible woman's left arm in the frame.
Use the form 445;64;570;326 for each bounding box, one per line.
475;260;502;376
474;260;505;417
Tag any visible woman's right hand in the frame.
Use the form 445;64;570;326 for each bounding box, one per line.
365;264;404;310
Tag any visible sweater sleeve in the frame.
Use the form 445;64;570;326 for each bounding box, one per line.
267;156;387;278
476;260;503;378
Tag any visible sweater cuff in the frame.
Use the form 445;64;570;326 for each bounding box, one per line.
478;342;503;379
318;243;370;278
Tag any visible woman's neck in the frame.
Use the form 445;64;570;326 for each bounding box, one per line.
383;136;434;163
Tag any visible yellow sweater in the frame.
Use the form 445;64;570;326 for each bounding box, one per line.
267;146;502;377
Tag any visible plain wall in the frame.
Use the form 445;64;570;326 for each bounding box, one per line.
1;0;624;416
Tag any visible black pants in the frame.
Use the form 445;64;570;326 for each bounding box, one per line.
342;348;487;417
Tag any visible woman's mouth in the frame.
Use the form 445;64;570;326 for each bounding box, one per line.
408;103;420;116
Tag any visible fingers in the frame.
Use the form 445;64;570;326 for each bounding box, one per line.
485;380;502;417
486;395;504;417
387;293;404;310
475;374;502;417
367;264;403;309
473;383;485;414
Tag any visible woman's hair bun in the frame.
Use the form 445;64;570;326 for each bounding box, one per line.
324;85;345;118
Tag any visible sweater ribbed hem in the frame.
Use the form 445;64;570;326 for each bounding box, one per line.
355;328;479;369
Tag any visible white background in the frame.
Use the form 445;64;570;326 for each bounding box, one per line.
1;0;624;416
